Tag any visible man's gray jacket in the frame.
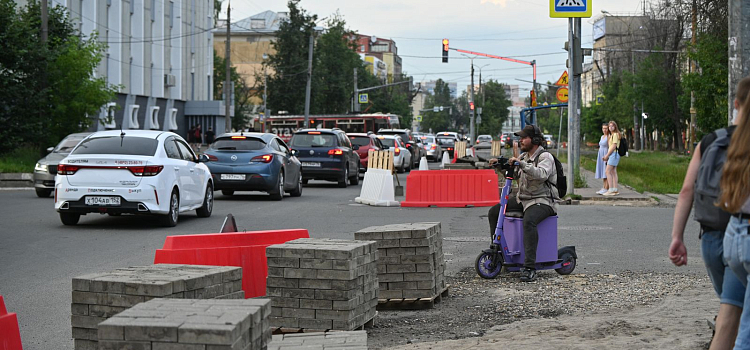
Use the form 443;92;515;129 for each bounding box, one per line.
514;146;558;213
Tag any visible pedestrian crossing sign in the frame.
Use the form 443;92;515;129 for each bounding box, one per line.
550;0;592;18
358;94;369;104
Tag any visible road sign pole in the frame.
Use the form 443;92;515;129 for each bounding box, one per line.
353;68;359;113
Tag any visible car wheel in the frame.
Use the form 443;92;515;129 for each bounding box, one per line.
221;190;234;196
161;190;179;227
196;183;213;217
270;171;284;201
35;188;52;198
60;212;80;226
302;178;309;185
289;173;303;197
349;165;359;185
338;167;348;188
397;160;405;173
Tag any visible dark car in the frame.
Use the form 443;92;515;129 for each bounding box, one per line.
33;132;92;197
377;128;422;169
289;129;360;188
204;133;302;200
347;133;384;174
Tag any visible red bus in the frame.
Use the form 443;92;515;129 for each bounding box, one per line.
266;113;400;142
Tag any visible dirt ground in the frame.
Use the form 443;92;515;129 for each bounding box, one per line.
367;268;715;350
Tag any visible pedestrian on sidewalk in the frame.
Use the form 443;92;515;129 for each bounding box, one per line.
670;76;750;350
602;121;621;196
595;123;610;195
717;76;750;350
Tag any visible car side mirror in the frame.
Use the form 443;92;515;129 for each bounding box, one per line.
353;145;360;150
198;154;210;163
46;147;54;153
291;149;299;157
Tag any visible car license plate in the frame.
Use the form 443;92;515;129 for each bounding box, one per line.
220;174;246;180
302;162;321;167
85;196;120;206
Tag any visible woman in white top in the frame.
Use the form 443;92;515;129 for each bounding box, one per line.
719;90;750;350
595;123;610;194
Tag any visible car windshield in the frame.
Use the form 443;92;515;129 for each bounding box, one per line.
423;136;435;143
71;136;158;156
209;137;266;151
291;134;336;147
54;136;87;153
349;136;371;146
379;138;397;148
380;131;408;141
436;137;455;146
478;136;491;141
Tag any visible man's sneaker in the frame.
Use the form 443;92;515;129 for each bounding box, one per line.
520;268;537;282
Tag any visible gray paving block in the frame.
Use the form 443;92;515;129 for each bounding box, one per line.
299;258;332;270
270;297;300;308
283;268;317;279
267;257;300;268
123;321;182;342
298;318;333;330
72;327;98;340
385;264;416;273
316;269;356;280
98;340;151;350
71;315;107;329
298;279;331;290
281;307;315;319
266;277;299;289
299;299;333;310
71;303;89;316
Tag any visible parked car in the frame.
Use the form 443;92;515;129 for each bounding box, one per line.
475;134;493;149
54;130;213;227
203;133;302;200
377;128;422;169
289;128;360;188
33;132;92;198
420;135;443;162
377;135;412;173
347;133;384;174
544;134;557;149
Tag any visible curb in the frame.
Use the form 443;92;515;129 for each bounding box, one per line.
0;173;33;188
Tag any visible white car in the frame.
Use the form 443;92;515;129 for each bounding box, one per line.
475;135;493;149
377;135;412;173
54;130;213;227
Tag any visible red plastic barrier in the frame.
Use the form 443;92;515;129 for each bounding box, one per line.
401;169;499;207
0;295;23;350
154;229;309;298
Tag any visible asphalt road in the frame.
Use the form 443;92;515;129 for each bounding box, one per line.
0;163;705;350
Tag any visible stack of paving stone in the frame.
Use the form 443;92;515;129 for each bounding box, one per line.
354;222;446;300
268;330;367;350
71;264;243;350
97;298;271;350
265;238;378;331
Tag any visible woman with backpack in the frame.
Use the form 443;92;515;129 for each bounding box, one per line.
602;120;621;196
595;123;610;195
718;77;750;350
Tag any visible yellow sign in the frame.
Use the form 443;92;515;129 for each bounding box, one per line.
556;87;569;103
555;71;569;86
530;90;538;107
550;0;592;18
415;115;423;122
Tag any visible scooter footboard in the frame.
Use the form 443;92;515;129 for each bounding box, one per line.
502;215;558;264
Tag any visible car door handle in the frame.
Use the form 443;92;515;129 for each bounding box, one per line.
190;169;195;173
174;167;179;171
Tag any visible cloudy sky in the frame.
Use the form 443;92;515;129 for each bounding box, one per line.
225;0;649;96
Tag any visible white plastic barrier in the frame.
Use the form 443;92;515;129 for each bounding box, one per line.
418;156;429;170
440;151;451;168
355;168;400;207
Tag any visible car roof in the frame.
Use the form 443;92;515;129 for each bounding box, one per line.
478;135;491;138
346;133;370;137
87;130;171;139
378;129;409;133
295;128;342;134
216;132;275;141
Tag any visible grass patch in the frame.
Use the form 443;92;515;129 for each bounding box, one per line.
0;147;41;173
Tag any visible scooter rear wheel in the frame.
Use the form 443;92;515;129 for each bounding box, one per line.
555;251;576;275
475;252;503;279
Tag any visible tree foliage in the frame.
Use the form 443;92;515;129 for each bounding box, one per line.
0;0;116;153
475;80;511;136
213;50;253;130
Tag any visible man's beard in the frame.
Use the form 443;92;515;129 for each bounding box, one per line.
521;142;532;152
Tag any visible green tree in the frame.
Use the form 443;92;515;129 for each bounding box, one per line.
421;79;453;132
476;80;511;137
0;0;116;153
681;33;727;139
214;50;252;130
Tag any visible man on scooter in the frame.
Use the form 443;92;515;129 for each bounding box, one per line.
488;124;559;282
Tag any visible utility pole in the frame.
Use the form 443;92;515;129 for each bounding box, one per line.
729;0;750;125
469;63;475;143
303;33;314;128
353;68;359;113
224;0;231;132
263;65;267;132
689;0;696;152
41;0;48;43
567;17;582;195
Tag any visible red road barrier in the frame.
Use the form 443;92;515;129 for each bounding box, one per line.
154;229;309;298
0;295;23;350
401;169;499;207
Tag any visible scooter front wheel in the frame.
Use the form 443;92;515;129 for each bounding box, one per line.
475;252;503;279
555;251;576;275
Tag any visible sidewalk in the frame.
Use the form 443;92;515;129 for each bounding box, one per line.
573;165;657;204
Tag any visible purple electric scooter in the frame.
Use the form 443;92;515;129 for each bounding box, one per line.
475;157;577;279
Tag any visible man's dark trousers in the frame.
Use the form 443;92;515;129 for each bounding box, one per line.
488;199;555;269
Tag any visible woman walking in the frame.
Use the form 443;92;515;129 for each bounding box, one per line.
595;123;610;195
602;121;621;196
719;85;750;350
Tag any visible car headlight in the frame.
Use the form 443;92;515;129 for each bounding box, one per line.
34;162;48;173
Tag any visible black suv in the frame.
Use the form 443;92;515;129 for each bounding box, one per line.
378;128;422;169
289;128;360;188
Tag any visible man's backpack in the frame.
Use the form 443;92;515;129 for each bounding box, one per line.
616;134;628;157
694;127;734;231
534;151;567;198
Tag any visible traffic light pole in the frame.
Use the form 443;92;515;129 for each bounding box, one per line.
470;63;475;143
567;17;582;195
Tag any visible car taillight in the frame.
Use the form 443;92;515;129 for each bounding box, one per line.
327;149;344;156
394;148;400;155
431;144;437;149
206;154;218;161
447;147;453;151
424;145;430;150
251;154;274;163
405;143;412;148
57;164;79;175
129;165;163;176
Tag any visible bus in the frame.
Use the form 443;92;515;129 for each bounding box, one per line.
266;113;400;142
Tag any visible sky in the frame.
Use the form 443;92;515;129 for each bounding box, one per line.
223;0;649;97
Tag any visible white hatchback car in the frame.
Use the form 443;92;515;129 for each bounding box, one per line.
55;130;213;226
376;135;412;173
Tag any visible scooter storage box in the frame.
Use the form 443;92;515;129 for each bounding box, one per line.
503;216;558;264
